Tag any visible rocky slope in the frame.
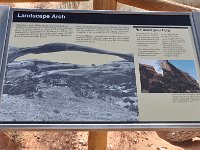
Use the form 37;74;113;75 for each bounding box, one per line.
139;60;200;93
1;59;138;122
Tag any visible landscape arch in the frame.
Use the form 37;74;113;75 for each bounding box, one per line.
7;43;134;63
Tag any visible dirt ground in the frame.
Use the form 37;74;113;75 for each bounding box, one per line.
1;131;200;150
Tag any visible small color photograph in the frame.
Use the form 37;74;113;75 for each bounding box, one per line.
139;60;200;93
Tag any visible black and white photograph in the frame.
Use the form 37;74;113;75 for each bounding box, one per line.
0;43;139;122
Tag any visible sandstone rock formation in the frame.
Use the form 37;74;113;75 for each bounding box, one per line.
139;60;200;93
0;44;138;122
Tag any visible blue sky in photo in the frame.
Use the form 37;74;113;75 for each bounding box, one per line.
169;60;198;81
140;60;163;75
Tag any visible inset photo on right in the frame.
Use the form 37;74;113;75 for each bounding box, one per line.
139;60;200;93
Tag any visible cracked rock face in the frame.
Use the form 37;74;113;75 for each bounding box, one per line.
2;57;138;121
139;60;200;93
1;43;138;122
4;60;137;100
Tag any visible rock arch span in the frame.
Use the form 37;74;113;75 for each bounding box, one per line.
8;43;134;63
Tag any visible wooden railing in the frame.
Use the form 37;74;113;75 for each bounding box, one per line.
93;0;200;11
117;0;200;11
1;0;200;11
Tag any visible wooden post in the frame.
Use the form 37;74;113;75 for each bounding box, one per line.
93;0;117;10
88;131;108;150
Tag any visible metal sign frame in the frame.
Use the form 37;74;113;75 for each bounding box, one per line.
1;6;200;129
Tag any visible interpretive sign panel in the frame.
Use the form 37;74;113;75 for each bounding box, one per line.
0;6;200;128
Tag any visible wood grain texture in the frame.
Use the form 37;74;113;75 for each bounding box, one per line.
0;0;87;3
118;0;200;11
93;0;117;10
88;131;108;150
